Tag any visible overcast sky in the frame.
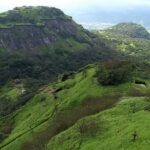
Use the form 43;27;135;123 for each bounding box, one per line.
0;0;150;25
0;0;150;13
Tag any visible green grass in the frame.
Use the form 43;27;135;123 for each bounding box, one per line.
96;29;150;61
44;37;89;55
47;97;150;150
0;65;149;150
0;84;21;101
0;6;68;27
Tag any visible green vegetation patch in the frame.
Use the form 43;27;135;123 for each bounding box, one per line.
47;97;150;150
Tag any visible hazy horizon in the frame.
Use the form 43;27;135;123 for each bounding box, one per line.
0;0;150;28
1;0;150;12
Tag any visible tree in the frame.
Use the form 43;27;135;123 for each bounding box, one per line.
97;60;134;85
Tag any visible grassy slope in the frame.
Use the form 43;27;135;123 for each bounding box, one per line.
0;65;150;150
0;83;22;101
105;23;150;39
47;97;150;150
95;30;150;63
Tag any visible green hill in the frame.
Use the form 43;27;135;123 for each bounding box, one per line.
0;63;150;150
0;6;119;86
95;23;150;63
106;23;150;39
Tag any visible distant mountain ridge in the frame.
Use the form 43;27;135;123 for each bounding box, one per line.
106;22;150;39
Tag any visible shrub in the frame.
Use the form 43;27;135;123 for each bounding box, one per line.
129;88;145;97
129;88;150;97
144;105;150;111
10;91;36;111
0;91;36;117
0;132;6;141
144;98;150;111
0;116;14;142
97;60;134;85
78;119;100;137
0;96;12;116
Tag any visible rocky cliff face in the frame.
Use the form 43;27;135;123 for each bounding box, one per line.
0;18;91;53
0;25;53;51
0;6;93;53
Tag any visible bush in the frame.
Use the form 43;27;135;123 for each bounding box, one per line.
129;88;150;97
0;96;12;116
129;88;145;97
144;98;150;111
0;91;36;117
78;119;100;137
0;132;6;141
97;60;134;85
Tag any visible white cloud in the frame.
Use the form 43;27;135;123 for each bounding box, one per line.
0;0;150;12
49;0;150;7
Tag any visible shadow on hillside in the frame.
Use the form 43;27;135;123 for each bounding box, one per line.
22;94;121;150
